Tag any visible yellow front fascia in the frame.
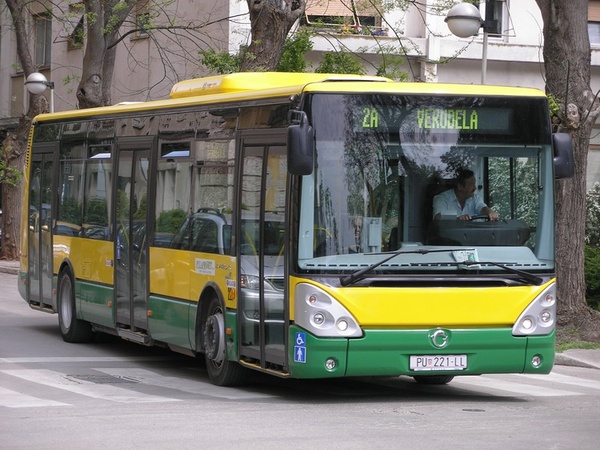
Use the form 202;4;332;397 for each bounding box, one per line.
289;276;554;328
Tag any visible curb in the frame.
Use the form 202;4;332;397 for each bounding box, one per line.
554;352;600;370
0;265;19;275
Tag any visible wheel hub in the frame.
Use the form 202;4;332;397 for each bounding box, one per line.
204;313;225;363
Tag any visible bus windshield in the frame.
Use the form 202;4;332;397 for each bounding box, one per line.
297;93;555;275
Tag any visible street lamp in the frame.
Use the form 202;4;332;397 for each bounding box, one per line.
25;72;55;113
445;1;502;84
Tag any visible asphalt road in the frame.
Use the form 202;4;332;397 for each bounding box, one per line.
2;270;600;449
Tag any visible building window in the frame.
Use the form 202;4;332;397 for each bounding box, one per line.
136;12;150;37
67;2;85;50
34;14;52;67
303;0;383;35
68;16;84;50
481;0;505;37
590;1;600;44
132;0;151;39
590;23;600;45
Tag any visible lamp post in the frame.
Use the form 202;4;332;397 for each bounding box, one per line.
445;1;501;85
25;72;55;113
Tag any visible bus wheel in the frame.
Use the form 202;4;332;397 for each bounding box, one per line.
413;375;454;385
57;270;92;343
203;295;248;386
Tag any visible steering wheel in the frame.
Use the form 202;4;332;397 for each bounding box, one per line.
469;214;490;221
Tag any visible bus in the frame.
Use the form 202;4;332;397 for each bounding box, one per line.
19;72;573;386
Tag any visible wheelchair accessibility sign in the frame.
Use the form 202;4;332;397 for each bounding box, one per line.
294;332;306;363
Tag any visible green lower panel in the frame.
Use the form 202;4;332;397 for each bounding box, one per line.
225;311;239;361
18;271;28;302
287;327;554;379
77;280;114;328
148;296;193;349
287;325;349;378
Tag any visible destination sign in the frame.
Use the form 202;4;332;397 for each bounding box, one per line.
416;108;478;130
359;106;513;134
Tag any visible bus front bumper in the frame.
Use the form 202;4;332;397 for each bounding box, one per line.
287;326;555;379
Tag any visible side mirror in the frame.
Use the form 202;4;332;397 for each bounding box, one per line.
288;111;314;176
553;132;574;179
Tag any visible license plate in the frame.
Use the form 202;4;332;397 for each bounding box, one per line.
410;354;467;371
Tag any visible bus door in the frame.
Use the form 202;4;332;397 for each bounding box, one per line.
27;145;56;309
114;138;154;333
238;134;287;369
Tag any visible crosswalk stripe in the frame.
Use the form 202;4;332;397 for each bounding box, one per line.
0;356;172;364
2;367;597;408
0;386;70;408
95;368;275;400
452;375;583;397
1;369;180;404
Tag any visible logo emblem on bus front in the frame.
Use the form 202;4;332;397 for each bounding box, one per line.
429;329;449;349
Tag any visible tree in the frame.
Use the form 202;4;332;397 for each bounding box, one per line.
76;0;136;108
535;0;600;340
1;0;49;260
201;28;314;74
315;50;366;75
241;0;307;71
0;0;237;259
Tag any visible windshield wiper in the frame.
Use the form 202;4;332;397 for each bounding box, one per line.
339;250;545;287
460;260;544;285
339;248;461;287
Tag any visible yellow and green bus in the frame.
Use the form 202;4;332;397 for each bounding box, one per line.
19;72;573;386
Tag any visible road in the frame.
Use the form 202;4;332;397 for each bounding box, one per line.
1;270;600;449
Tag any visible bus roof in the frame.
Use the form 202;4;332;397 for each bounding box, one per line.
169;72;392;98
31;72;547;124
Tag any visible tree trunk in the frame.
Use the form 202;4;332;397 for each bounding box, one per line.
77;0;135;108
241;0;306;71
1;113;40;260
2;0;49;260
535;0;600;340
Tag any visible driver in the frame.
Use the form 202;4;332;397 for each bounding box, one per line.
433;169;498;221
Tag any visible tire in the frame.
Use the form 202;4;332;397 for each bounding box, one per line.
413;375;454;385
57;270;93;343
203;294;248;386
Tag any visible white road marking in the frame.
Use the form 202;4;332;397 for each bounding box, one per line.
1;369;180;403
0;356;172;364
0;386;70;408
519;372;600;390
452;375;583;397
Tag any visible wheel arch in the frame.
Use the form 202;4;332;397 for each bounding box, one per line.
195;281;226;353
57;259;76;307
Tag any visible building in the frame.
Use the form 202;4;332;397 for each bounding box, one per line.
1;0;600;186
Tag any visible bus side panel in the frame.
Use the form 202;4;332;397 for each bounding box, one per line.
148;295;194;349
148;247;237;351
54;236;114;284
76;281;115;328
55;237;114;326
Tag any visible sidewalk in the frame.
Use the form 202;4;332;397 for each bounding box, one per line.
1;257;598;369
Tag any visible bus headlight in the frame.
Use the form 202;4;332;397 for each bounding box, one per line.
294;283;362;338
512;283;556;336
